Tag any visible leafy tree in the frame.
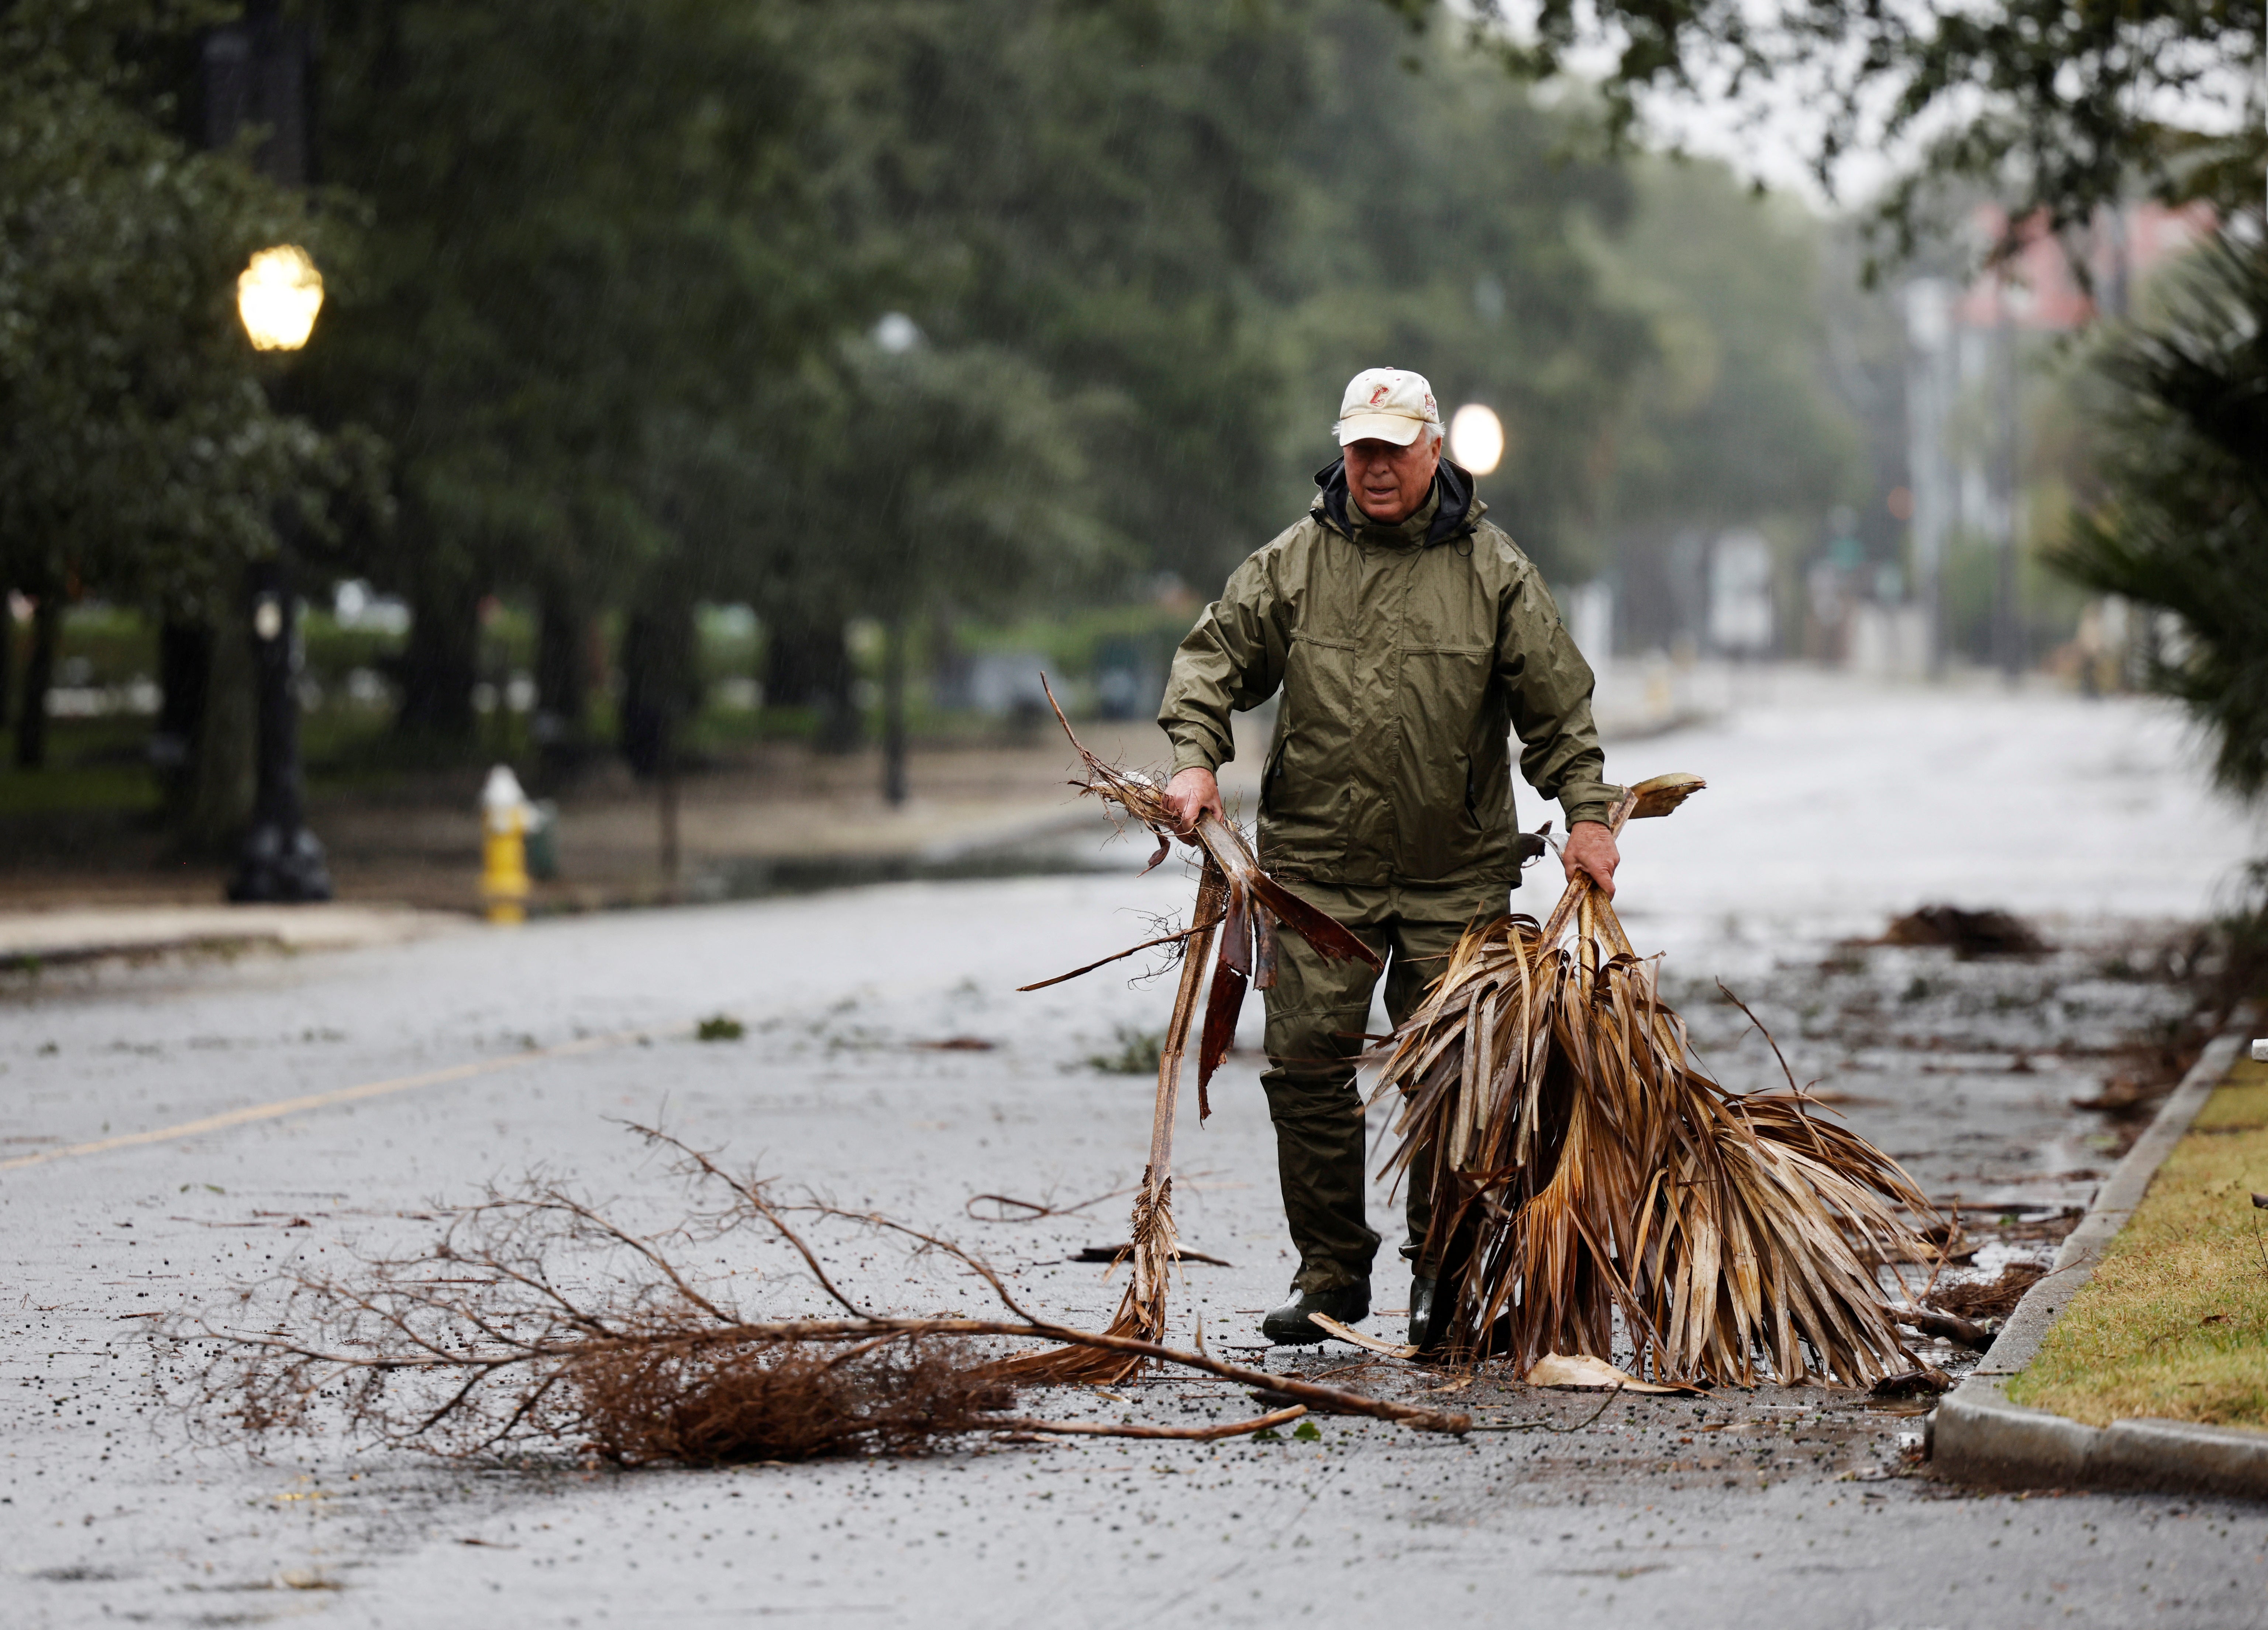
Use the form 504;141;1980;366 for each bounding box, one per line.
808;0;1322;592
0;0;349;768
806;338;1097;801
298;0;854;752
1591;160;1861;529
1271;11;1652;578
1582;157;1866;644
1408;0;2263;256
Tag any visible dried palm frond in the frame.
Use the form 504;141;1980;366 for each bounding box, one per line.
1001;683;1379;1383
1375;774;1936;1385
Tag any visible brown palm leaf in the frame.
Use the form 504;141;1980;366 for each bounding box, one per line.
1001;683;1378;1384
1375;776;1935;1384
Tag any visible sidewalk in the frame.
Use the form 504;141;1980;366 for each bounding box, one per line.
1931;1028;2268;1497
1;722;1195;904
0;901;468;969
0;727;1223;961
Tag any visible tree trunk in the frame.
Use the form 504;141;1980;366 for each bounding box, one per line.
617;599;696;781
881;615;908;806
0;593;13;749
393;576;481;751
658;737;681;887
179;607;257;853
762;610;860;753
155;618;214;812
534;576;592;783
620;594;697;888
13;593;61;770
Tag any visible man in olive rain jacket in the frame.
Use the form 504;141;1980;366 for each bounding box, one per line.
1157;367;1621;1349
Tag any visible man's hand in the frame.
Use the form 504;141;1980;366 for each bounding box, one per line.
1163;767;1224;835
1562;819;1620;898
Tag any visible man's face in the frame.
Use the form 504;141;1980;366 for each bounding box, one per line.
1342;432;1441;525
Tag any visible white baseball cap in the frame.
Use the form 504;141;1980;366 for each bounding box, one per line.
1334;367;1440;447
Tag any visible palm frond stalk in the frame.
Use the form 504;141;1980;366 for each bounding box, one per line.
1375;775;1935;1384
1002;684;1380;1383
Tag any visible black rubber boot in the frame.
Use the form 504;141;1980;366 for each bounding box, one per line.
1259;1279;1370;1345
1410;1277;1513;1358
1408;1275;1447;1351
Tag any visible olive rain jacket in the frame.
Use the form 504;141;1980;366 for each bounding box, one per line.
1158;458;1614;891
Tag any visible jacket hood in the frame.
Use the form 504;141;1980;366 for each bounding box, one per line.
1312;456;1483;546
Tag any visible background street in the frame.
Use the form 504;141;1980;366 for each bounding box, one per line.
5;675;2265;1628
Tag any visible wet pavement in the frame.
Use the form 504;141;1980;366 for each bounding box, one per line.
4;675;2267;1627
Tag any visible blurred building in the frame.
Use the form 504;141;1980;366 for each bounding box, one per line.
1900;203;2210;678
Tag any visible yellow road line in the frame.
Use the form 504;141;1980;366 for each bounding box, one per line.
0;1030;644;1173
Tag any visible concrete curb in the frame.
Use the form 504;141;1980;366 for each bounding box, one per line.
1930;1028;2268;1498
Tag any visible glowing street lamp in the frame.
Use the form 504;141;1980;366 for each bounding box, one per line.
1449;402;1505;476
202;14;331;904
224;241;333;903
237;244;323;351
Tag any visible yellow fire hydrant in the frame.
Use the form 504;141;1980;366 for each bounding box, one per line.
480;764;534;925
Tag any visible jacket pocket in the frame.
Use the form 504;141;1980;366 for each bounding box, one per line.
1393;645;1496;881
1267;631;1364;868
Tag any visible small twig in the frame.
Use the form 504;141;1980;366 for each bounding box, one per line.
1918;1206;1961;1306
990;1405;1306;1442
964;1186;1135;1224
622;1125;874;1321
1068;1245;1232;1267
1313;1358;1388;1382
1464;1384;1626;1434
1018;919;1224;992
1716;981;1802;1097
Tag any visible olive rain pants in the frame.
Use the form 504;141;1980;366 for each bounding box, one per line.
1261;878;1510;1294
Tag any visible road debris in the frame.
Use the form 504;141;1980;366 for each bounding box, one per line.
173;1124;1467;1465
1880;905;2050;958
1525;1353;1699;1395
1928;1261;2046;1321
1374;774;1937;1384
1870;1366;1954;1398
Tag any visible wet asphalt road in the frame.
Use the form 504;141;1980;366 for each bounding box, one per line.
4;679;2266;1628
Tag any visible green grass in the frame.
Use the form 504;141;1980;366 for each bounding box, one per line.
0;763;162;815
2008;1055;2268;1430
1087;1025;1164;1076
0;715;164;816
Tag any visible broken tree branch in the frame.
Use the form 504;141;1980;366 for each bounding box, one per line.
169;1126;1468;1467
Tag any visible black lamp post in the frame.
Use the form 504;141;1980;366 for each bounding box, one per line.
203;4;333;903
230;550;331;902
